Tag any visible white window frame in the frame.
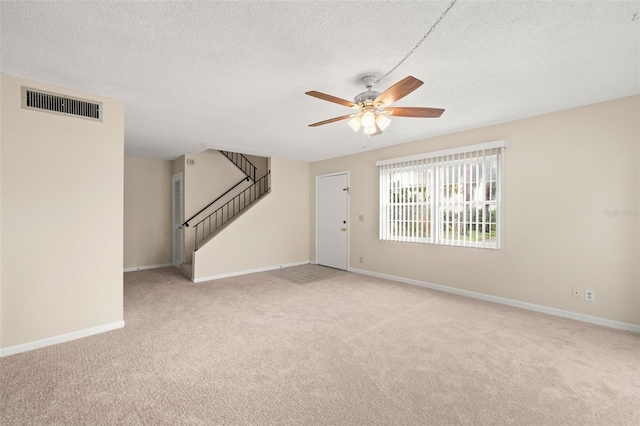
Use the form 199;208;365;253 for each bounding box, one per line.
377;140;507;249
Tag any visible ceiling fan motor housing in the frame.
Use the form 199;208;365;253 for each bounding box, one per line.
354;90;381;106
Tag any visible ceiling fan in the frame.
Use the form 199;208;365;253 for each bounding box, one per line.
305;75;444;136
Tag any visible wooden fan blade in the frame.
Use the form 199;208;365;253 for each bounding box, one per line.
384;107;444;118
305;91;356;108
308;114;354;127
375;76;424;106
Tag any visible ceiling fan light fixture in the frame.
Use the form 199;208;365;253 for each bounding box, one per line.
361;110;376;127
348;116;362;132
363;124;377;136
376;114;391;131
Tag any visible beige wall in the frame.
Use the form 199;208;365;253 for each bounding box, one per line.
124;156;172;269
310;95;640;326
194;157;310;279
0;73;124;349
172;155;185;176
0;74;3;349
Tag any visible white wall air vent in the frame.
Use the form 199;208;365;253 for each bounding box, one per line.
21;86;102;122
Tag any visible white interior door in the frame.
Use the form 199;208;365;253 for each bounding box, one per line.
316;172;349;270
172;172;184;267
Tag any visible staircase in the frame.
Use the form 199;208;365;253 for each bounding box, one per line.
192;171;270;249
178;151;270;280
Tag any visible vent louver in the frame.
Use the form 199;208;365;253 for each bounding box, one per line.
21;87;102;121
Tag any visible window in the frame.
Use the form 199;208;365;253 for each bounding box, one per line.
378;141;507;249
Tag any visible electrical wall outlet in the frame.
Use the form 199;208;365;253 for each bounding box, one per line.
572;287;581;298
584;289;595;302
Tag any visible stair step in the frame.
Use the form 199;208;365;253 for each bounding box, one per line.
179;263;193;280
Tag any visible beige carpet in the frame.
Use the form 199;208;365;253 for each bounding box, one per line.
1;266;638;425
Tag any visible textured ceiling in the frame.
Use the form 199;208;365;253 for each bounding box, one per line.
1;1;638;162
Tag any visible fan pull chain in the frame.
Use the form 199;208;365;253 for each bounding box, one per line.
374;0;458;86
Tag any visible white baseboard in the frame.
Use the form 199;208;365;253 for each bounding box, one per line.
124;263;172;273
0;320;125;357
194;260;310;283
348;267;640;334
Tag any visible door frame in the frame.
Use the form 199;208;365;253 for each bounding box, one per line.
171;172;184;267
315;171;350;270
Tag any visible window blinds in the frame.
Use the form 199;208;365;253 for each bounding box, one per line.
378;141;507;249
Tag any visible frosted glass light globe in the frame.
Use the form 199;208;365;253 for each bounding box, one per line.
361;111;375;127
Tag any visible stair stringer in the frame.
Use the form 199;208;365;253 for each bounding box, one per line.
192;188;274;281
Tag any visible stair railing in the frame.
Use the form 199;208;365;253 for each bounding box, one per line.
219;151;257;182
193;171;271;249
181;177;250;228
